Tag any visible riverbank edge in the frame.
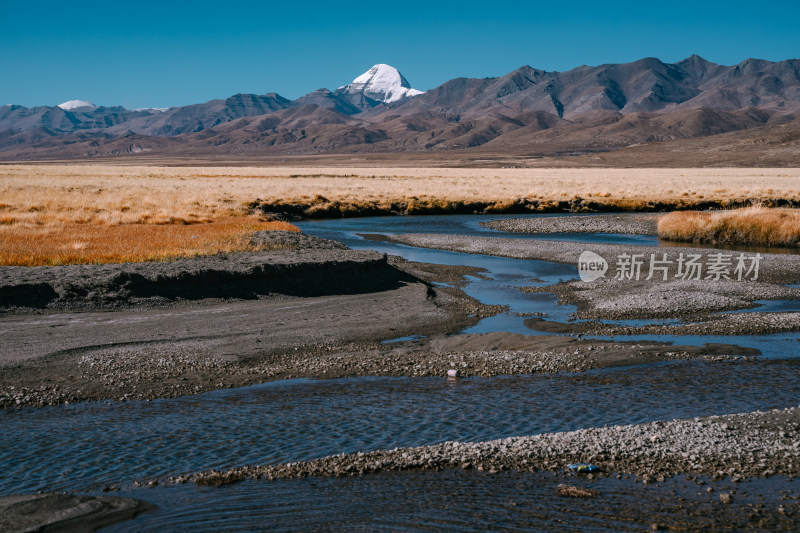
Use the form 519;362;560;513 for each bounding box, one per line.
251;197;800;220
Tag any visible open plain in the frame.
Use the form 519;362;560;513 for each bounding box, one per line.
2;164;800;265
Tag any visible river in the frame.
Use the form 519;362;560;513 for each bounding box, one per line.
3;214;798;531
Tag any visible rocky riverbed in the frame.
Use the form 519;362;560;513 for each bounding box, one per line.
5;215;800;531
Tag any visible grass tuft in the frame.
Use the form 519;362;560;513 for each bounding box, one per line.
0;217;298;266
658;206;800;247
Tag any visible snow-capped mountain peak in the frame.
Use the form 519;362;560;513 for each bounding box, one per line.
57;100;97;111
338;64;423;103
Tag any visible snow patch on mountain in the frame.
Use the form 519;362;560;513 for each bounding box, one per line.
338;64;423;103
58;100;97;110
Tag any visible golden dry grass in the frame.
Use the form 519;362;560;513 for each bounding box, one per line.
0;217;298;266
658;206;800;247
2;166;799;220
2;164;800;264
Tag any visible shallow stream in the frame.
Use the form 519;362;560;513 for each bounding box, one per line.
300;215;800;356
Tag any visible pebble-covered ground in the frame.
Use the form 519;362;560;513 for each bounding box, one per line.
3;331;747;408
483;213;660;235
528;310;800;337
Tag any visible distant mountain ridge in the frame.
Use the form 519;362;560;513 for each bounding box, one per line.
1;57;798;161
379;56;800;120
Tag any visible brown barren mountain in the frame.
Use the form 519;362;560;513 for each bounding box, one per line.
1;56;798;165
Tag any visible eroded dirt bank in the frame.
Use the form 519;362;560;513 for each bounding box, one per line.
0;232;395;311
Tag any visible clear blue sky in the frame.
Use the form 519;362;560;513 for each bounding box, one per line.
2;0;798;109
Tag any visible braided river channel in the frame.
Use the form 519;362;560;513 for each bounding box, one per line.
2;215;799;531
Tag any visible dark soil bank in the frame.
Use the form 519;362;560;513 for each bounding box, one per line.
252;197;800;220
0;232;402;311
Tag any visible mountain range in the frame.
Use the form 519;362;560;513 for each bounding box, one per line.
1;58;798;162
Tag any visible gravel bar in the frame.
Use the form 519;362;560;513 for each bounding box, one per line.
188;406;800;486
483;213;660;235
